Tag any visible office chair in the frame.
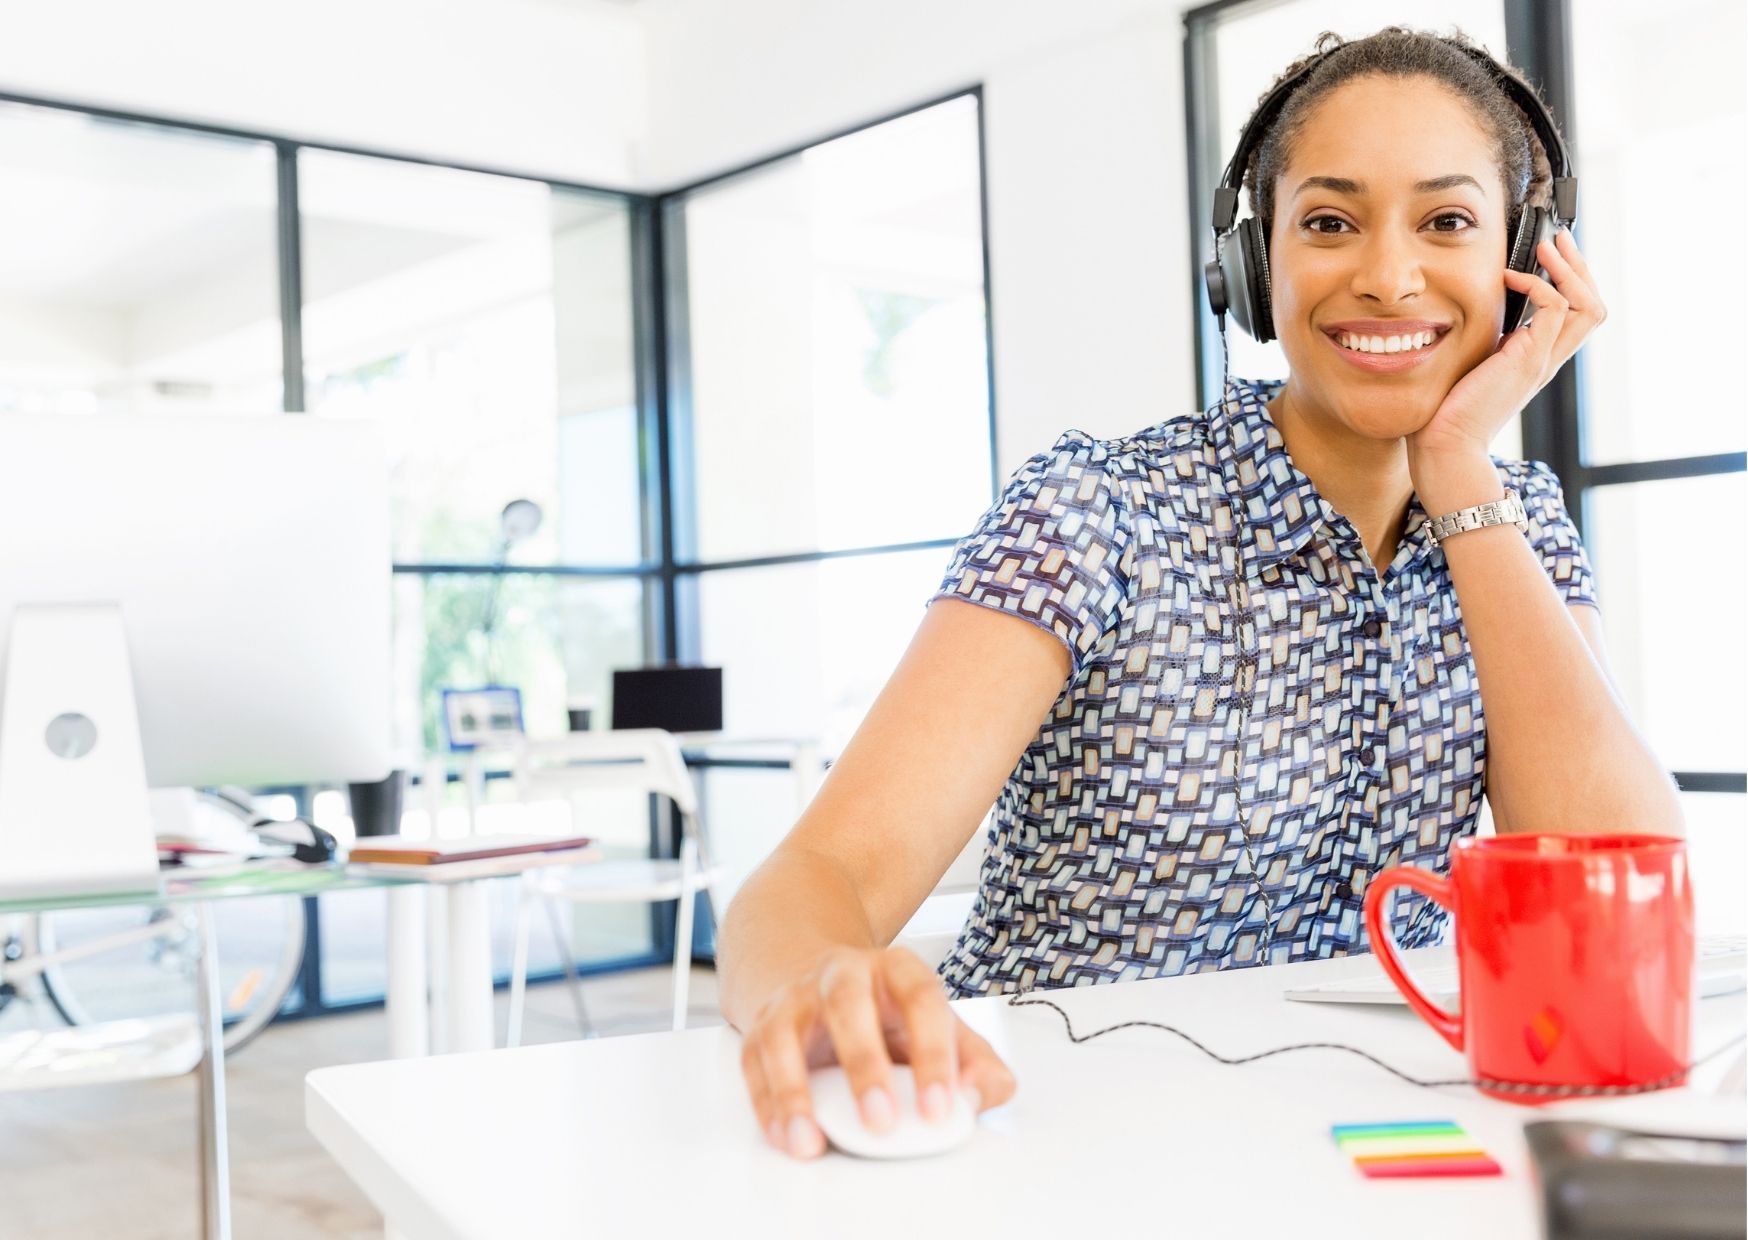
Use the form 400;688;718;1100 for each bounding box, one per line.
504;729;718;1043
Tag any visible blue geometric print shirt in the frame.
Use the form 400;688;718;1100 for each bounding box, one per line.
932;375;1596;996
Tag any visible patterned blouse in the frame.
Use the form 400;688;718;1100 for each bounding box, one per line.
932;375;1596;997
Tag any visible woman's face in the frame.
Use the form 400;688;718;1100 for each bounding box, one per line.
1267;74;1511;439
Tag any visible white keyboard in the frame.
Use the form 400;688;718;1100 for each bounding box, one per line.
1285;933;1747;1006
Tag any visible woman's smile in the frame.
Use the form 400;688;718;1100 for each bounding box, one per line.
1321;318;1451;373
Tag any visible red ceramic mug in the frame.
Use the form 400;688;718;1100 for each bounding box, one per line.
1363;833;1694;1103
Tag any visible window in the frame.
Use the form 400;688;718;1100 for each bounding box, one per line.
1571;1;1743;466
694;549;948;751
670;94;994;564
392;573;646;752
297;152;659;987
0;102;281;417
0;87;668;1018
1565;0;1746;930
0;83;995;1001
664;94;996;936
296;150;650;753
301;152;644;569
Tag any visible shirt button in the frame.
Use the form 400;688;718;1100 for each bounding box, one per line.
1361;618;1383;640
1333;880;1354;901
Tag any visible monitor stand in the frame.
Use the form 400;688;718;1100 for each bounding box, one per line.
0;604;162;898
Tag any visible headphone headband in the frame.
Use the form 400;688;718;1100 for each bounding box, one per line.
1211;38;1577;233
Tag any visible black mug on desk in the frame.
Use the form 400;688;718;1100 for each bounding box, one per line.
347;769;407;838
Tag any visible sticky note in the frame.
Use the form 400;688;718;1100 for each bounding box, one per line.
1332;1120;1501;1178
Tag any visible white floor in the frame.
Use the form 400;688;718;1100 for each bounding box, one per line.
0;966;722;1239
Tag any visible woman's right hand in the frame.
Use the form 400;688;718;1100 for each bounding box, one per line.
738;944;1017;1159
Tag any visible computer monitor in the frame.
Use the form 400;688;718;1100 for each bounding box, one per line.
610;666;724;733
0;412;392;896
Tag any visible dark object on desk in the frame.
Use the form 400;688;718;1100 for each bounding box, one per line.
252;819;340;864
611;666;723;733
1525;1119;1746;1239
348;769;407;838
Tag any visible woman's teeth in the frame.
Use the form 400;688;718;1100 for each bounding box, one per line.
1337;329;1438;354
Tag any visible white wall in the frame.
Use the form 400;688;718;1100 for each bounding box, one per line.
637;0;1202;472
0;0;648;187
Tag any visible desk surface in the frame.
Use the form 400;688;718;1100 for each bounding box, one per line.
307;951;1746;1240
0;859;416;915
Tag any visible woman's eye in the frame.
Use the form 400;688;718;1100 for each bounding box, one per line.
1303;216;1349;236
1429;212;1477;233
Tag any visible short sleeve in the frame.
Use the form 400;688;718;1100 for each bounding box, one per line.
1502;459;1597;608
931;430;1130;673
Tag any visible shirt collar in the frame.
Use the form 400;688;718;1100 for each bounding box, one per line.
1211;375;1443;574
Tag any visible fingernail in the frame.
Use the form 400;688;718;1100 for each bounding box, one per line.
766;1119;785;1149
860;1087;896;1132
787;1115;823;1159
921;1082;950;1122
960;1083;984;1113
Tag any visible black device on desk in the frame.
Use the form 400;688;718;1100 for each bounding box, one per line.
1525;1120;1746;1240
610;666;724;733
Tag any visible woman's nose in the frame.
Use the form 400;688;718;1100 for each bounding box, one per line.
1348;230;1425;304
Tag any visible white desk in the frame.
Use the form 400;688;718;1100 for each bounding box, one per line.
353;847;598;1057
307;951;1745;1240
430;735;825;839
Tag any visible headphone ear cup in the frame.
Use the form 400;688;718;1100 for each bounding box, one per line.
1204;255;1230;320
1243;217;1275;344
1216;225;1250;338
1502;204;1554;334
1220;217;1274;343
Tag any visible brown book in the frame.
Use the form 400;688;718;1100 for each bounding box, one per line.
347;833;594;866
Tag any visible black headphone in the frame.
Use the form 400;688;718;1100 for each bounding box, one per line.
1203;40;1578;344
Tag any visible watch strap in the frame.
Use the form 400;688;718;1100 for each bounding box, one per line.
1428;489;1529;543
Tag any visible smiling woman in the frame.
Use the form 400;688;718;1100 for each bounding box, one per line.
714;26;1687;1162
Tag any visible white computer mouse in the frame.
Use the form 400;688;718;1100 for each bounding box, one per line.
808;1064;977;1159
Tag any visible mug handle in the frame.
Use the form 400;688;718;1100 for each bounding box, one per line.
1362;867;1463;1051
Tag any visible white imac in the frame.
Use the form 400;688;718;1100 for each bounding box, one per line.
0;412;393;898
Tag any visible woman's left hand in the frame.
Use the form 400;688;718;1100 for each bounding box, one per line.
1409;229;1606;466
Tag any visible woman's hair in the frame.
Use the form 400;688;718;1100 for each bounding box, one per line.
1242;27;1557;237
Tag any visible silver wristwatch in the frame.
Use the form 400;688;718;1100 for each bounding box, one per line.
1427;489;1528;543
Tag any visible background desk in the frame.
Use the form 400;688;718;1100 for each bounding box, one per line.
350;846;596;1058
307;951;1746;1240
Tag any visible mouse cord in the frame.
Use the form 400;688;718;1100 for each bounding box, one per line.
1004;990;1747;1099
